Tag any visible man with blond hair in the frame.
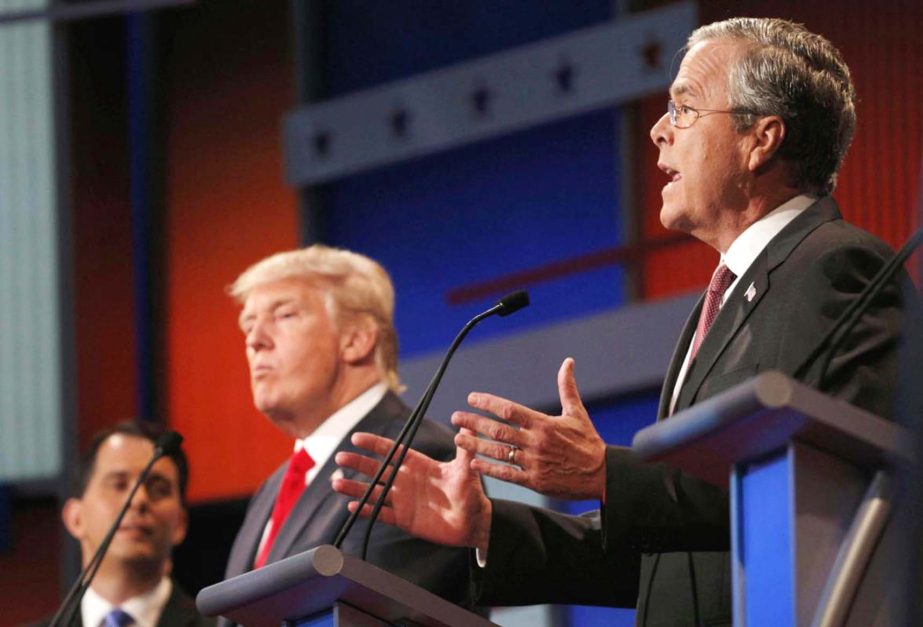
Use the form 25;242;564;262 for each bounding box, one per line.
219;245;476;626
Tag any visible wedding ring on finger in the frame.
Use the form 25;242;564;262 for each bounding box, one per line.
506;445;518;465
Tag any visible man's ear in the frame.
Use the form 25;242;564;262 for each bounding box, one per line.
340;316;379;365
171;508;189;548
62;498;83;540
748;115;786;171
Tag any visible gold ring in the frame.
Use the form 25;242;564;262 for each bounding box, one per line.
507;446;517;464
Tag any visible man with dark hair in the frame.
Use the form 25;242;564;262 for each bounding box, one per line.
57;421;212;627
333;17;908;626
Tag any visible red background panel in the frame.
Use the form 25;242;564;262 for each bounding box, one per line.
161;2;299;501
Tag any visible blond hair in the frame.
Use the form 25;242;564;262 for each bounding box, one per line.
230;245;402;392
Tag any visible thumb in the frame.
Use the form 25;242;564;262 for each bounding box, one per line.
557;357;586;416
457;427;476;468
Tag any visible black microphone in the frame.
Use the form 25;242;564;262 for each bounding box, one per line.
793;228;922;386
50;431;184;627
495;290;530;316
332;290;530;556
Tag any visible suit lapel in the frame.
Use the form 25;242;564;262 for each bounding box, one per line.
657;298;703;420
265;452;339;560
265;392;407;561
676;252;769;410
226;469;282;576
156;583;199;627
671;197;844;412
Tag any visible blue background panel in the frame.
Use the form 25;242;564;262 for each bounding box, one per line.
326;111;624;355
326;1;614;95
321;3;639;624
558;390;661;627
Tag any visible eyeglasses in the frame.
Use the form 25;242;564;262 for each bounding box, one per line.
667;100;757;129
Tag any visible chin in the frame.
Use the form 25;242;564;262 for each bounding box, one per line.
659;206;682;232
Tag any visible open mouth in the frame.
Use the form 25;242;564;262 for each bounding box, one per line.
659;162;681;182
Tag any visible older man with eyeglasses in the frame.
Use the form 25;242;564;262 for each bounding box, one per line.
333;17;909;626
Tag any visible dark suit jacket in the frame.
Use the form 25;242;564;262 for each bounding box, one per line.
218;391;477;627
474;198;906;626
34;580;213;627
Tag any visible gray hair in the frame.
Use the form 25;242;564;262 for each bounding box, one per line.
230;244;402;392
688;18;856;195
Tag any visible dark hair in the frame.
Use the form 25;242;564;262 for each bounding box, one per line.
73;421;189;507
688;18;857;195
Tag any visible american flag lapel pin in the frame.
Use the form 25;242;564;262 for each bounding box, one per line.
745;282;756;302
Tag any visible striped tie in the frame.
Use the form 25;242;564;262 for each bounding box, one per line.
690;263;736;359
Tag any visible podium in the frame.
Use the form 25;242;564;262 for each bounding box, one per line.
196;544;496;627
632;371;914;626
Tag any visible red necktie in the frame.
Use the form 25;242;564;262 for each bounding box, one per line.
690;263;736;359
254;448;315;568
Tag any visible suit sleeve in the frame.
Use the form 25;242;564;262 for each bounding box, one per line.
601;446;729;554
473;499;640;607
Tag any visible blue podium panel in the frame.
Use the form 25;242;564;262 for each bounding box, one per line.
293;602;389;626
294;611;334;627
737;452;795;627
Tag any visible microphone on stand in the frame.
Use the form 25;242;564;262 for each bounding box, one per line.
331;290;530;557
50;432;184;627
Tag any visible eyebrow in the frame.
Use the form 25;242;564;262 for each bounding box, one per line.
238;297;297;328
669;81;698;100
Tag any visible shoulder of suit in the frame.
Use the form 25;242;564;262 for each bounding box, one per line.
779;218;894;281
369;393;457;459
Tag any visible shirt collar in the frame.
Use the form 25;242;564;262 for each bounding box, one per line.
83;577;171;627
296;382;388;481
722;194;817;278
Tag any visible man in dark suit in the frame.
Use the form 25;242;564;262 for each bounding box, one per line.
332;17;908;626
219;245;474;627
56;421;212;627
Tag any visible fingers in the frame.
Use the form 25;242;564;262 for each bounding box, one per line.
345;501;397;526
350;432;402;457
334;451;386;479
455;427;477;467
451;411;521;448
332;476;395;511
557;357;586;417
331;476;377;500
469;457;527;486
466;392;535;428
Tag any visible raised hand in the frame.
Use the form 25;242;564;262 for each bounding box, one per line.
332;429;493;552
452;357;607;500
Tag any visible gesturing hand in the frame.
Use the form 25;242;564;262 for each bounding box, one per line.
332;428;493;553
451;357;607;500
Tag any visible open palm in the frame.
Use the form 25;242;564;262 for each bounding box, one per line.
333;429;492;550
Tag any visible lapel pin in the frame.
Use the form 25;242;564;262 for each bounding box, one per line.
745;282;756;302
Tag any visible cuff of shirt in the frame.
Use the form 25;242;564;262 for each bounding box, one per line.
475;547;488;568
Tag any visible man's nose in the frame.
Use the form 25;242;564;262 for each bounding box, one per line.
128;485;151;511
246;319;272;351
649;112;672;147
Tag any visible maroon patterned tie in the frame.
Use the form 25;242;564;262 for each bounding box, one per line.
690;263;736;359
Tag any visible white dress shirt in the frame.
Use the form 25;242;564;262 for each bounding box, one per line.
255;382;389;557
82;577;171;627
668;194;817;415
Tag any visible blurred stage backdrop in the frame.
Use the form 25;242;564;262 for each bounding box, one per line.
0;1;920;625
